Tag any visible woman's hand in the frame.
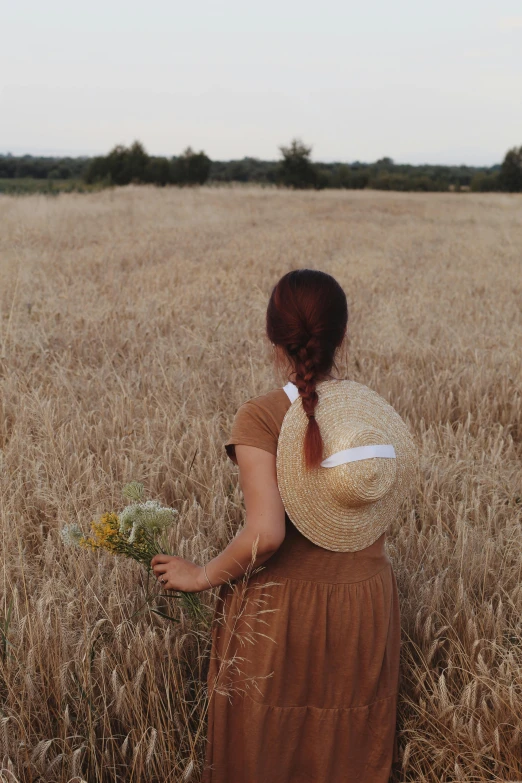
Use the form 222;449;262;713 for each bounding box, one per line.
151;554;207;593
149;445;285;593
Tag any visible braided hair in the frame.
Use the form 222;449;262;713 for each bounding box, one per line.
266;269;348;470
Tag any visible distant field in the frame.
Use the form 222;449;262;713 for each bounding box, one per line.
0;186;521;782
0;177;97;194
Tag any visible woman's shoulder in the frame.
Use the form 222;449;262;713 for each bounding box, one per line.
224;387;291;463
235;386;292;433
243;386;291;410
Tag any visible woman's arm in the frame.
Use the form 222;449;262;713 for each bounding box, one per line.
151;445;286;591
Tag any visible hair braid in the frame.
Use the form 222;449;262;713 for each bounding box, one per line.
289;334;324;469
293;335;320;418
266;268;348;470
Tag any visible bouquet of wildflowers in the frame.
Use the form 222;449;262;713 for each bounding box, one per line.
61;482;204;622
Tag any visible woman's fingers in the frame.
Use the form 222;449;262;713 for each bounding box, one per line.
155;568;170;586
151;554;173;567
152;563;168;576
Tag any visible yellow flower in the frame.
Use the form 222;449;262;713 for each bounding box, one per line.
80;512;122;554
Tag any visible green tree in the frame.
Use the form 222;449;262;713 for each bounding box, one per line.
499;146;522;192
375;157;394;169
276;138;318;189
144;156;171;185
470;171;500;192
126;140;148;182
84;141;149;185
84;155;109;185
172;146;211;185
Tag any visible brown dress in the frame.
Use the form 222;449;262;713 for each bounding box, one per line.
202;387;401;783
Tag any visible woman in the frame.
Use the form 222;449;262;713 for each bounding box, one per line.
151;269;416;783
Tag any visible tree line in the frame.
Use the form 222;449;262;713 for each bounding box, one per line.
1;138;522;192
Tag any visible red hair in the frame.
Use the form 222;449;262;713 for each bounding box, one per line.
266;269;348;470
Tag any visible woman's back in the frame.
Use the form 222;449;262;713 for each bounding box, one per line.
203;384;401;783
225;385;391;580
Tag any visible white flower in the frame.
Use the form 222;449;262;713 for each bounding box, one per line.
118;500;178;543
60;523;84;547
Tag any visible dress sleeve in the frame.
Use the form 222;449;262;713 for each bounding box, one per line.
224;399;278;465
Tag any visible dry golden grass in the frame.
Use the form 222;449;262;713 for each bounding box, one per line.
0;185;521;782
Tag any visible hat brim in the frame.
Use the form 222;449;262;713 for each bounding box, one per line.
276;380;418;552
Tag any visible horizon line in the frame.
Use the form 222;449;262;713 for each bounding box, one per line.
0;148;502;169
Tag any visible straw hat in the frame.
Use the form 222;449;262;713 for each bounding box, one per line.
276;379;418;552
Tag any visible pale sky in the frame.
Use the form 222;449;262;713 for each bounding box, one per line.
1;0;521;165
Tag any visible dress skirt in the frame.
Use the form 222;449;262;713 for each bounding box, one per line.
202;515;401;783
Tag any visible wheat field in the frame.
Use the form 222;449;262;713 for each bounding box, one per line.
0;185;521;782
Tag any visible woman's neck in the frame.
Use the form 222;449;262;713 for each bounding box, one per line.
288;372;341;384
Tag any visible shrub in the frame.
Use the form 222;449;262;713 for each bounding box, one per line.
499;146;522;192
276;138;318;189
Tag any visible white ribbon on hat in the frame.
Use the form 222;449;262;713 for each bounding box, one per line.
320;444;396;468
282;382;396;469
